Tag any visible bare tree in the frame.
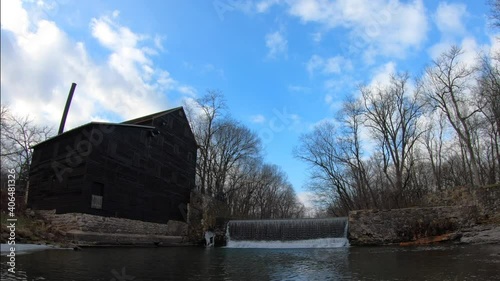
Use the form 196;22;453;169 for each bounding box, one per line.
184;90;227;195
476;52;500;184
338;97;377;209
296;47;499;215
211;119;261;199
225;160;304;219
1;105;53;188
421;111;448;191
489;0;500;29
185;91;303;218
294;121;354;215
361;73;425;207
424;46;482;186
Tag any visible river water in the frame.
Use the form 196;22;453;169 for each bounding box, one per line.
1;244;500;280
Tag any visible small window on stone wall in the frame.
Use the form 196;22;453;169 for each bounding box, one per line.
91;182;104;209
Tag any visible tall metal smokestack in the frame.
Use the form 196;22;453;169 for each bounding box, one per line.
58;82;77;135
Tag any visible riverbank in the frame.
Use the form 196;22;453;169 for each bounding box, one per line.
2;211;499;248
0;210;73;248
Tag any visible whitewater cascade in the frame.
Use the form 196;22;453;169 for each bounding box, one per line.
225;217;349;248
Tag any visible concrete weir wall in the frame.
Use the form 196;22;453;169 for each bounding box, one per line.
348;206;479;246
36;210;187;245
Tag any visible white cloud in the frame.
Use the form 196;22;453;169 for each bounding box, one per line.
306;54;352;75
178;85;197;97
306;54;323;75
251;114;266;123
434;2;468;37
296;191;319;217
256;0;282;13
324;56;353;74
428;37;489;66
428;41;453;60
287;0;428;60
154;34;165;51
265;30;288;59
459;37;482;67
369;61;397;87
490;34;500;56
1;0;30;35
1;0;193;130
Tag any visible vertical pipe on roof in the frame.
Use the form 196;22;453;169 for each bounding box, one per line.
58;82;77;135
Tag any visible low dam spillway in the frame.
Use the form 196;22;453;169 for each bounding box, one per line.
225;217;349;248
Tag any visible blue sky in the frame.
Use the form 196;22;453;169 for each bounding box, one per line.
1;0;497;205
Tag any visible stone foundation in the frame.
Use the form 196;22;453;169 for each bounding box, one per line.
65;231;183;246
348;206;479;246
36;210;188;246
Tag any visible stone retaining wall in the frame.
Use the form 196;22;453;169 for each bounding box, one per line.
65;231;184;246
473;185;500;220
36;210;187;236
348;206;479;246
423;184;500;218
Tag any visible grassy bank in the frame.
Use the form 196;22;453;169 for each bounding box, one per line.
1;211;69;246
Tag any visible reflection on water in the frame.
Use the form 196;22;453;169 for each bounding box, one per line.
1;245;500;280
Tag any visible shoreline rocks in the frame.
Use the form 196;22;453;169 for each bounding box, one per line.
459;225;500;244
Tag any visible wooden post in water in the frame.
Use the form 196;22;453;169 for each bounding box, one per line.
58;82;77;135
